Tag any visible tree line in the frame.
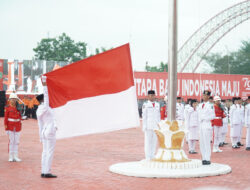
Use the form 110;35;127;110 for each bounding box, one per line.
33;34;250;75
145;40;250;74
33;33;111;63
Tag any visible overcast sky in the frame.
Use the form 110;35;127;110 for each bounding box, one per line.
0;0;249;71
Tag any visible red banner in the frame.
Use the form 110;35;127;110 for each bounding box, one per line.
0;59;4;91
134;72;250;100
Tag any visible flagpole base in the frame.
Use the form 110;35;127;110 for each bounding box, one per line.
109;160;231;178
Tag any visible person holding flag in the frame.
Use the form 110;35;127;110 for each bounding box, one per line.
36;76;57;178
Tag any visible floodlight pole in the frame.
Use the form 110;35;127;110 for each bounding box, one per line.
167;0;178;121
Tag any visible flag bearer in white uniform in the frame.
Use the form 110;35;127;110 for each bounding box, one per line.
197;90;215;165
184;99;192;142
220;101;229;147
245;96;250;151
186;99;199;154
237;97;245;146
142;90;160;160
176;97;184;121
36;76;57;178
230;97;241;149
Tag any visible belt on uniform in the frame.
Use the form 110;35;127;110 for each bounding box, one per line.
8;118;20;122
215;117;222;119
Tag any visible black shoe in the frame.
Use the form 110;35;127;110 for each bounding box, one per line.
43;173;57;178
189;151;198;154
232;145;240;149
202;160;211;165
219;143;223;147
41;174;45;177
237;142;244;146
246;147;250;151
223;142;228;145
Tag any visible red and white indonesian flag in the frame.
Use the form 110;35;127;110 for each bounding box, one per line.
44;44;139;139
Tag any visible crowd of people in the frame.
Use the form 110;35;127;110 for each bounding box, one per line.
21;96;40;119
142;90;250;165
3;84;250;177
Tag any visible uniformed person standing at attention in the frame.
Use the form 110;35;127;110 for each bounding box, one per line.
176;97;184;121
230;97;242;149
245;96;250;150
5;93;23;162
142;90;160;160
197;90;215;165
237;97;245;146
36;76;57;178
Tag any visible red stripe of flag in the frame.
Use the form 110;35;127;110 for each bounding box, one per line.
45;43;134;108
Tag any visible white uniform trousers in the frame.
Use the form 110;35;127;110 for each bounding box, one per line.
41;138;56;174
213;126;222;148
220;123;228;143
199;121;213;161
246;125;250;148
230;124;241;146
188;140;196;152
238;123;244;142
144;129;157;160
7;131;20;154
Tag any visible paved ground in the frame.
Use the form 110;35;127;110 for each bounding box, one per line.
0;118;249;190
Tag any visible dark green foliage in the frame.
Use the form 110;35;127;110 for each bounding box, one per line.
204;40;250;74
145;61;168;72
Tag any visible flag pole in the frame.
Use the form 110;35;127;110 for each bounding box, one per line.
167;0;178;121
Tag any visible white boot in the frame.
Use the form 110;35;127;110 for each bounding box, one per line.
212;146;218;153
217;148;223;152
13;153;21;162
8;153;14;162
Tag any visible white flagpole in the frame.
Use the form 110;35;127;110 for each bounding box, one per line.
167;0;178;121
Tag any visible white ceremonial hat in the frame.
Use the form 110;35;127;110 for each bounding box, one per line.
9;93;18;100
164;96;168;102
213;96;221;101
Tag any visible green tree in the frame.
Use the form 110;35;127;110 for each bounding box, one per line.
33;33;87;62
204;40;250;74
145;61;168;72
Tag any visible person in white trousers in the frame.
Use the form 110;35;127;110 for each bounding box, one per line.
186;99;199;154
212;96;225;153
142;90;160;160
245;96;250;150
197;90;215;165
237;97;245;146
36;77;57;178
220;102;229;147
4;93;23;162
230;97;242;149
176;97;185;121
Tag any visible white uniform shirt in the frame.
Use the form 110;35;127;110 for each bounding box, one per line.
245;103;250;125
222;106;229;124
176;103;185;121
36;86;57;140
229;104;242;125
238;104;245;124
142;101;160;131
197;101;215;123
187;107;199;127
